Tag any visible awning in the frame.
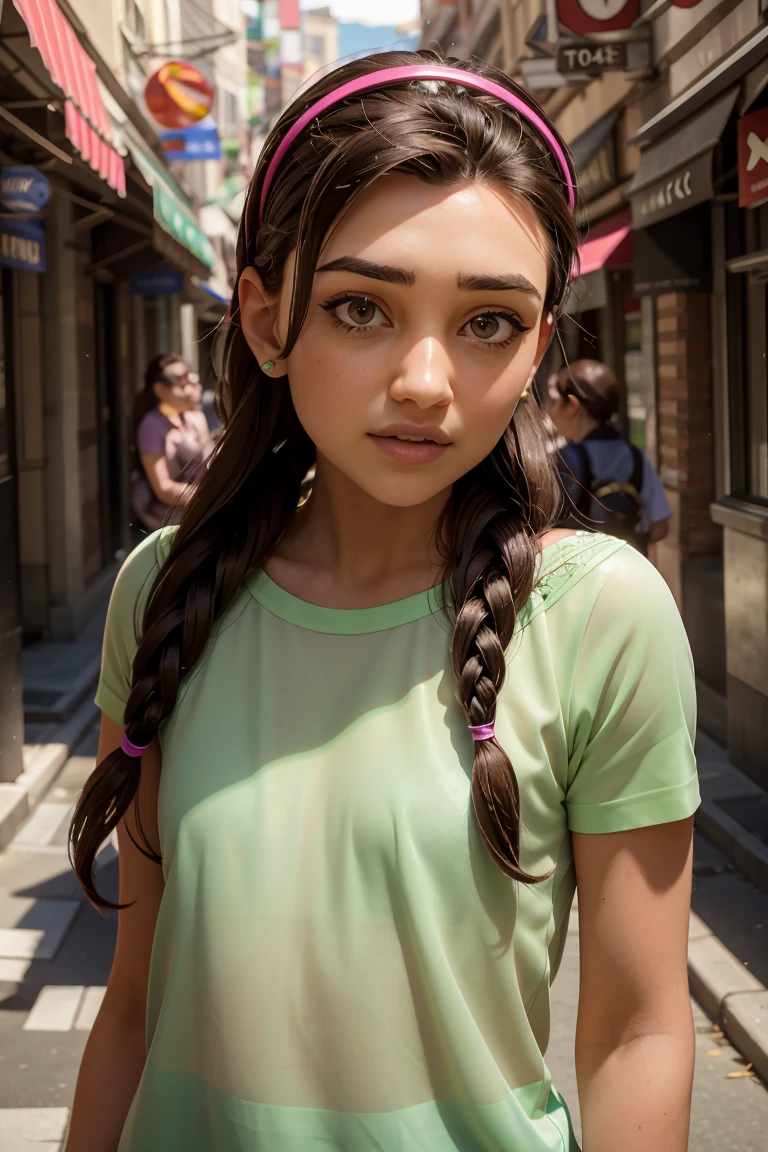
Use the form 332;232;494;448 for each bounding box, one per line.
123;130;215;274
12;0;126;196
577;208;633;276
629;25;768;146
628;88;739;228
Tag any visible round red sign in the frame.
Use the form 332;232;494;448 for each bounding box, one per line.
144;61;214;130
557;0;640;36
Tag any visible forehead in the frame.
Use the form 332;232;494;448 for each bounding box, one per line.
319;175;549;294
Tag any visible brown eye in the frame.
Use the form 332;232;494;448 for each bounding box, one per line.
336;297;382;327
465;312;517;343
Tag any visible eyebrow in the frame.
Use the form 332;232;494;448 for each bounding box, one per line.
316;256;414;285
316;256;541;300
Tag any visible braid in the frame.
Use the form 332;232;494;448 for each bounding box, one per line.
69;356;315;910
449;403;560;883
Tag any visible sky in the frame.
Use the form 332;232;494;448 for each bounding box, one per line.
299;1;421;26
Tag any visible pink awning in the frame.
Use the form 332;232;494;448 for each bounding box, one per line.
13;0;126;196
577;207;633;277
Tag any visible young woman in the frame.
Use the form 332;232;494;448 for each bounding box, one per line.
546;360;672;554
131;353;213;531
66;52;700;1152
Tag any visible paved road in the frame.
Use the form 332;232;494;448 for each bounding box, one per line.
0;730;766;1150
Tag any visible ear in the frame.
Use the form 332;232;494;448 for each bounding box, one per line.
151;380;164;402
238;266;288;377
525;311;555;388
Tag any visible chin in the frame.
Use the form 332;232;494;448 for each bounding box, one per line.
344;467;456;509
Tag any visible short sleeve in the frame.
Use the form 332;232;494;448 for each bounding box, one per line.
94;527;177;723
565;546;700;833
137;410;169;456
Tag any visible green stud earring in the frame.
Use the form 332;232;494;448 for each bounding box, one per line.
261;360;275;373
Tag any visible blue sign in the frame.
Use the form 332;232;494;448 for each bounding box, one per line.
130;265;184;295
159;117;222;162
0;217;46;272
0;166;51;214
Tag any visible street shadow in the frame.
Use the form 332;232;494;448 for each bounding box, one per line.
0;855;119;1013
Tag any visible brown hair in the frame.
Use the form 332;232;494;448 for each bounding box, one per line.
549;359;618;424
70;49;579;908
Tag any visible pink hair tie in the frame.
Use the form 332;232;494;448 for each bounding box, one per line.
258;64;575;225
469;723;495;742
121;734;149;758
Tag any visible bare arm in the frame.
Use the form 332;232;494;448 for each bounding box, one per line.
139;451;193;506
573;817;695;1152
648;518;670;544
65;714;165;1152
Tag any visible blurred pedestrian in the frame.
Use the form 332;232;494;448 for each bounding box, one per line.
546;359;672;554
130;353;213;531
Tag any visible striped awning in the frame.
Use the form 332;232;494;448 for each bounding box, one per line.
12;0;126;196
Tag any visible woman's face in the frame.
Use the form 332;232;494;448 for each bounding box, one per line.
153;361;198;413
244;176;553;508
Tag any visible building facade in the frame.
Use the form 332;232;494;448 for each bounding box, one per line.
0;0;250;783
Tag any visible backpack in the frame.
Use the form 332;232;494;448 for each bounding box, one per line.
566;439;649;555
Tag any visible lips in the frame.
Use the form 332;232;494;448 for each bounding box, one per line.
367;433;449;464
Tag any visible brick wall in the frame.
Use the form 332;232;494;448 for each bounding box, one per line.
655;292;721;557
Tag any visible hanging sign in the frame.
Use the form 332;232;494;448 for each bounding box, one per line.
0;166;50;214
0;217;45;272
557;0;639;36
159;117;222;162
738;107;768;208
145;61;214;130
557;42;628;73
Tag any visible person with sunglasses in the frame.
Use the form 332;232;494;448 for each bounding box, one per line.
131;353;213;531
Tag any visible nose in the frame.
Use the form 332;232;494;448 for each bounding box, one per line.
389;336;454;410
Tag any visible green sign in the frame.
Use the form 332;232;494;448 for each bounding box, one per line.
153;184;216;269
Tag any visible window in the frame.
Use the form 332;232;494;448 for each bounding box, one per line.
124;0;146;42
726;200;768;503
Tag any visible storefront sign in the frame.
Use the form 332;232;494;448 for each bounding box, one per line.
738;106;768;208
557;0;639;36
0;166;50;214
130;266;184;295
557;42;627;74
145;61;214;130
630;150;712;227
159;117;221;162
0;217;45;272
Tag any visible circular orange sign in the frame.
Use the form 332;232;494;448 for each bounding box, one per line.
144;61;214;130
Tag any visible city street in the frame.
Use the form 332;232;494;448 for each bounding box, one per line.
0;729;766;1150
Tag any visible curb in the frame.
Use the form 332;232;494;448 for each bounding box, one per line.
0;694;99;852
696;800;768;896
688;910;768;1083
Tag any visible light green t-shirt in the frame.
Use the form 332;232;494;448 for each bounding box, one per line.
97;527;700;1152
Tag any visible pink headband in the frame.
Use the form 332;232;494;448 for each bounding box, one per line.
258;65;575;225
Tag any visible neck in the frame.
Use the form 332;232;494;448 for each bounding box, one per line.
271;452;450;601
157;402;183;423
571;413;601;442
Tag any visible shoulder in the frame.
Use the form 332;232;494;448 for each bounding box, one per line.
111;527;178;614
137;408;168;452
526;532;680;632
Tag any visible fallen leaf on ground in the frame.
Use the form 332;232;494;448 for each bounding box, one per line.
706;1048;722;1056
726;1070;756;1079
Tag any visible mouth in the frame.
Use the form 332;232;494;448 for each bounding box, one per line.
367;431;450;464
